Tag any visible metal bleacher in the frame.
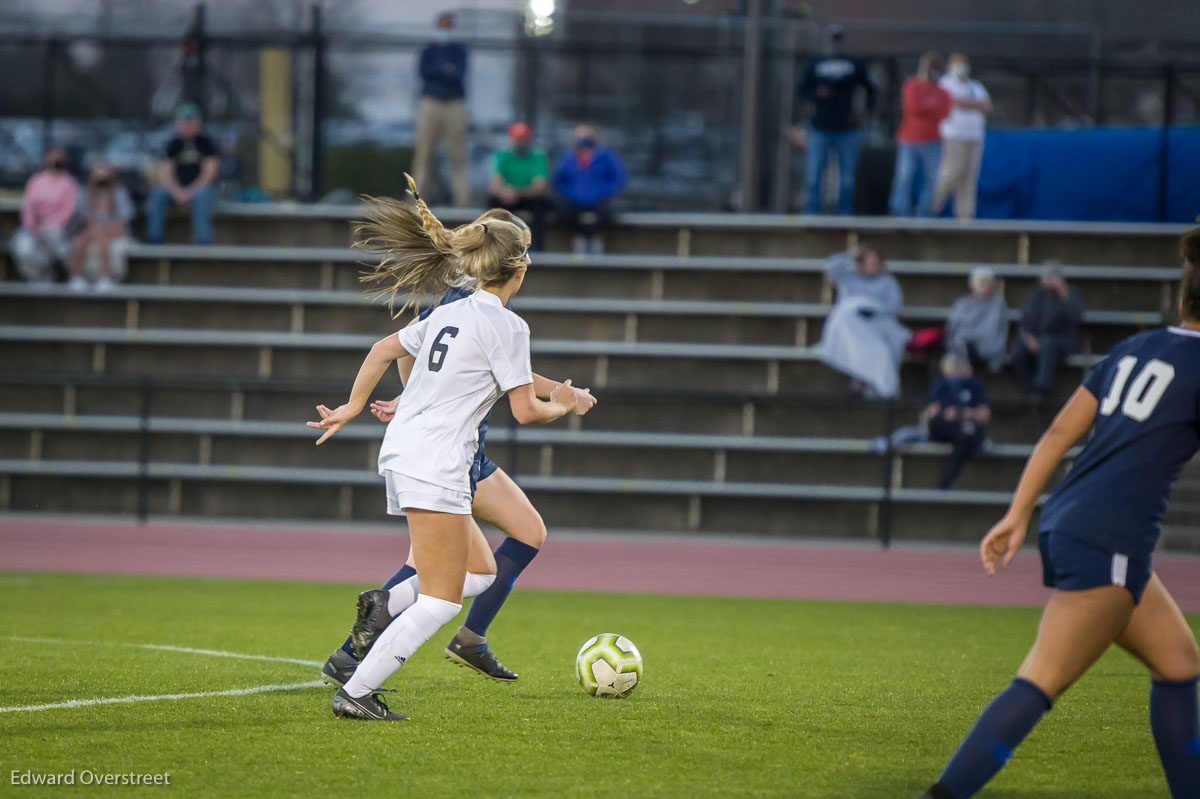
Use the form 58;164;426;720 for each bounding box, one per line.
1;203;1196;547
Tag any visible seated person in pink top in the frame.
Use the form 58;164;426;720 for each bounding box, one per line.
9;146;79;283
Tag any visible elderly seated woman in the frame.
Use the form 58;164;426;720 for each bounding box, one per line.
816;245;911;398
944;266;1010;373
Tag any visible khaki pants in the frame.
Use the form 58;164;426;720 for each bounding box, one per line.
933;138;983;220
412;97;469;207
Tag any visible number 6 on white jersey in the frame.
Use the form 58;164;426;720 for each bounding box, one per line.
1099;355;1176;422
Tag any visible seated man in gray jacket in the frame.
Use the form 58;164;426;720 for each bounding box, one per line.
1010;264;1084;402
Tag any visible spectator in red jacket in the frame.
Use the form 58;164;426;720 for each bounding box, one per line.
889;51;952;217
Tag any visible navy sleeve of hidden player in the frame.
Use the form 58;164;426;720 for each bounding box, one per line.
418;287;471;321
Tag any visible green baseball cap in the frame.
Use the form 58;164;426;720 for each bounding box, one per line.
175;103;201;120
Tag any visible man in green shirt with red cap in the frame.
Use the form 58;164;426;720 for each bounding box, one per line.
488;122;548;250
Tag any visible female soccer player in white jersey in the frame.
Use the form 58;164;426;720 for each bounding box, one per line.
920;230;1200;797
319;206;596;689
309;185;578;721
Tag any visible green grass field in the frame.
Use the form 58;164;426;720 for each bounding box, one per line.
0;573;1191;798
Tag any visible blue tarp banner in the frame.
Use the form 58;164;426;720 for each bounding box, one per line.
974;125;1200;223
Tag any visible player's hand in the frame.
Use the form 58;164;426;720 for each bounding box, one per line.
369;396;400;423
550;379;578;414
307;403;357;445
572;386;596;416
787;126;807;150
980;513;1028;576
1024;334;1040;354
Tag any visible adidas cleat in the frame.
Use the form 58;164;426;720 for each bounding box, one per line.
320;648;359;688
331;688;408;721
350;589;393;660
445;635;518;682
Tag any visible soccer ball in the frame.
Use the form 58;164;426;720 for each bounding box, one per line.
575;633;642;698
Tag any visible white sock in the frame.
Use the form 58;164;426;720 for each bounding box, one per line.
387;572;495;617
387;575;419;617
343;594;461;698
463;572;496;598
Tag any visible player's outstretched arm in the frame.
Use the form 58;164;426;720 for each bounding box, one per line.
981;386;1099;574
308;333;410;444
508;380;578;425
532;372;596;415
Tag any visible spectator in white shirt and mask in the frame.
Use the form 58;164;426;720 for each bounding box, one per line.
932;53;992;220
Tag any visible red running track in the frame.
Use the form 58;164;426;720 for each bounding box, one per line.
2;516;1199;611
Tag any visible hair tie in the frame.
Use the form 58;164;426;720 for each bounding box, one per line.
481;223;489;236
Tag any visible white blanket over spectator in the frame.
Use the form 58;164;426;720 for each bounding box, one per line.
816;251;911;398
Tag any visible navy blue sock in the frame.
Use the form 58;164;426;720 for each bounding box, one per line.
938;678;1053;799
337;564;418;659
1150;675;1200;798
463;539;539;638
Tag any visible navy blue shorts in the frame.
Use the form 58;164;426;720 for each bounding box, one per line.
468;454;499;498
1038;530;1152;604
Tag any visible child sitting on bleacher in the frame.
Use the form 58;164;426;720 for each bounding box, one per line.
925;353;991;489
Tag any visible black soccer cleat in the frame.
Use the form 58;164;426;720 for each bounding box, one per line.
320;648;358;688
350;589;393;660
444;635;518;682
331;687;408;721
915;783;956;799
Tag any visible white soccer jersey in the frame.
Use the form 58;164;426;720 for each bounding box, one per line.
378;290;533;493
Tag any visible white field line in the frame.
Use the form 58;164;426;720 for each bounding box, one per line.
0;681;325;713
0;635;327;714
1;635;323;668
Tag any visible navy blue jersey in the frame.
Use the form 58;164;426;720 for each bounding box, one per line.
1039;327;1200;554
927;376;987;410
417;287;512;464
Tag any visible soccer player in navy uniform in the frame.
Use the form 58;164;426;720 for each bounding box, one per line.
921;230;1200;798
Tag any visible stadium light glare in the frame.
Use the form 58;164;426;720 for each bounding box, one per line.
525;0;555;36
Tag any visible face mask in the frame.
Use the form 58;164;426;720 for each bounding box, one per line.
950;63;969;79
577;137;596;150
50;160;67;170
513;144;530;157
95;177;113;188
435;29;452;42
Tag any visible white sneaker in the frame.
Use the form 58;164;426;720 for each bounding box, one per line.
68;275;89;293
94;276;116;293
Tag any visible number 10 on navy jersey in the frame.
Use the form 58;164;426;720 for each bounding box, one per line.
1098;356;1175;422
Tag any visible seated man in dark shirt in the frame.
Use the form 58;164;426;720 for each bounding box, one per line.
145;103;219;244
924;353;991;489
1011;264;1085;402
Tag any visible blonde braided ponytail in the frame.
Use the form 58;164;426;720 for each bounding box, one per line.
355;174;530;318
354;173;458;317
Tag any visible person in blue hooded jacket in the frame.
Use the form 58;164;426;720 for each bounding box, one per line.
552;124;626;254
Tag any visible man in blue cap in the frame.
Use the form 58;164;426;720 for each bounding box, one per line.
145;103;218;244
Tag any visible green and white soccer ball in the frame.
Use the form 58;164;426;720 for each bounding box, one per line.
575;633;642;698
